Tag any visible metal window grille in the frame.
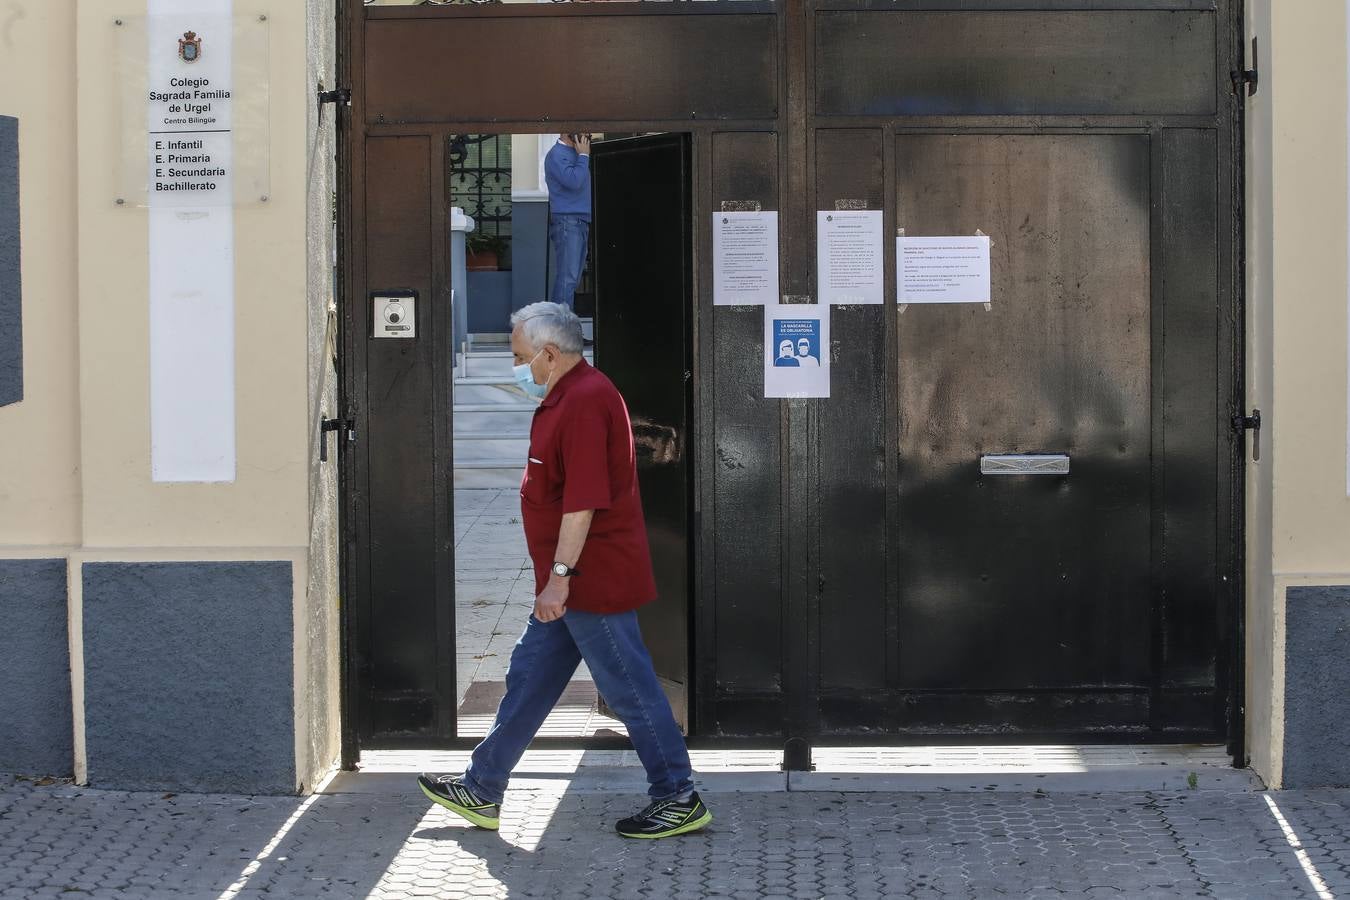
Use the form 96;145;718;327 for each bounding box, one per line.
447;133;512;266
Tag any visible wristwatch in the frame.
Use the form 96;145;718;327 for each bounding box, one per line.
552;561;579;578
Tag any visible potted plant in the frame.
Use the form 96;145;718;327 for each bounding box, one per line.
465;231;507;272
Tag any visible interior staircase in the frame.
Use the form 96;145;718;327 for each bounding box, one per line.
453;335;593;490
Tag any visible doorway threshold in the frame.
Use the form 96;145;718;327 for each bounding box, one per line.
326;744;1262;796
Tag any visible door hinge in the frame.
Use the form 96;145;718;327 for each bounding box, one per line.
1232;36;1258;97
1233;409;1261;462
318;85;352;112
320;417;357;462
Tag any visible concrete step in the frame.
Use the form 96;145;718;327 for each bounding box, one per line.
456;375;517;387
448;461;521;474
454;403;534;414
335;744;1261;795
454;466;523;490
455;411;533;433
454;384;529;405
453;439;529;463
455;431;530;442
462;350;594;378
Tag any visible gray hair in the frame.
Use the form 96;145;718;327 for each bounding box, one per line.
510;302;584;354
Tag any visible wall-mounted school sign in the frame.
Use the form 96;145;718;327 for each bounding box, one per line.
145;4;235;483
148;22;233;206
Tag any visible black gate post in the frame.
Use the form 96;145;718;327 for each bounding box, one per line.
782;737;814;772
779;0;823;764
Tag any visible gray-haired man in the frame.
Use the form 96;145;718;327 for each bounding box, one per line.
419;302;711;839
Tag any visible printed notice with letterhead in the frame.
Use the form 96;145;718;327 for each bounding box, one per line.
714;211;780;306
818;210;884;305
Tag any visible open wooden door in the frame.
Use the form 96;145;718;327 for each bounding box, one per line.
591;133;695;730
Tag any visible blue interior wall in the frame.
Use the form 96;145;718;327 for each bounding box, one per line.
511;200;549;313
82;561;296;794
0;559;72;776
0;115;20;407
467;271;513;334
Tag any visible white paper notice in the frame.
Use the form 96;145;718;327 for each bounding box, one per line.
818;210;884;305
714;211;779;306
898;235;991;304
764;304;830;399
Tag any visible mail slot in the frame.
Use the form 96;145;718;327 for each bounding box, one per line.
980;454;1071;476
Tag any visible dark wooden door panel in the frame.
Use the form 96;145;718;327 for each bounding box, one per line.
592;133;694;730
816;9;1217;117
895;133;1153;695
358;135;455;740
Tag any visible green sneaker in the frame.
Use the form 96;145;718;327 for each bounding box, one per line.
615;791;713;839
417;774;501;830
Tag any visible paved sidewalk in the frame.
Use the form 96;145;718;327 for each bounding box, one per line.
2;772;1348;899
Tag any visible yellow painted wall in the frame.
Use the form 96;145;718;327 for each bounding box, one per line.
0;0;339;792
74;1;309;551
0;0;82;548
1268;0;1350;576
1244;0;1278;788
1245;0;1350;787
2;0;314;553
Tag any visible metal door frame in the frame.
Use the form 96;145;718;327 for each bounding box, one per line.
335;0;1247;769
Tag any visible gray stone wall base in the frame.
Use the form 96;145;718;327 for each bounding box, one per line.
0;559;72;776
1283;585;1350;788
82;561;296;794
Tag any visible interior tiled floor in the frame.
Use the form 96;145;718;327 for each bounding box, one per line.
454;488;625;738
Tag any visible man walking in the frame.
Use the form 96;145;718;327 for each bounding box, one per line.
544;134;592;309
418;302;712;839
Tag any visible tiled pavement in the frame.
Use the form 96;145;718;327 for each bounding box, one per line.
8;495;1344;897
453;486;534;693
2;771;1349;899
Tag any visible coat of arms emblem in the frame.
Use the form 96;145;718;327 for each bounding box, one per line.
179;31;202;63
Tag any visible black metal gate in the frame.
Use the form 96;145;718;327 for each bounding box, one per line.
338;0;1245;763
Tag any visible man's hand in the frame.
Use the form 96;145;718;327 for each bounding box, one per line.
537;510;592;622
575;134;592;155
534;577;569;623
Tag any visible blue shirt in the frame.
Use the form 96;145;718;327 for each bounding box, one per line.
544;141;591;221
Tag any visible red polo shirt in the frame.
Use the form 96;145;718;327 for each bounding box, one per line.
520;360;657;613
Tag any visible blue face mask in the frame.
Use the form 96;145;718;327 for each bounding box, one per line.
512;350;549;400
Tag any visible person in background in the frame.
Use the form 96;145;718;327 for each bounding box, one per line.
544;133;592;310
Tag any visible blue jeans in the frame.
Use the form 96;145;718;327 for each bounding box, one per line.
548;214;590;309
463;609;694;805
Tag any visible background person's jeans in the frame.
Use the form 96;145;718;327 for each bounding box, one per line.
463;609;694;805
548;214;590;309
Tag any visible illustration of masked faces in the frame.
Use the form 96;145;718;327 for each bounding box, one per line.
778;340;795;359
796;338;812;358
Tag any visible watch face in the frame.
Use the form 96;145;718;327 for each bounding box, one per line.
553;563;569;576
